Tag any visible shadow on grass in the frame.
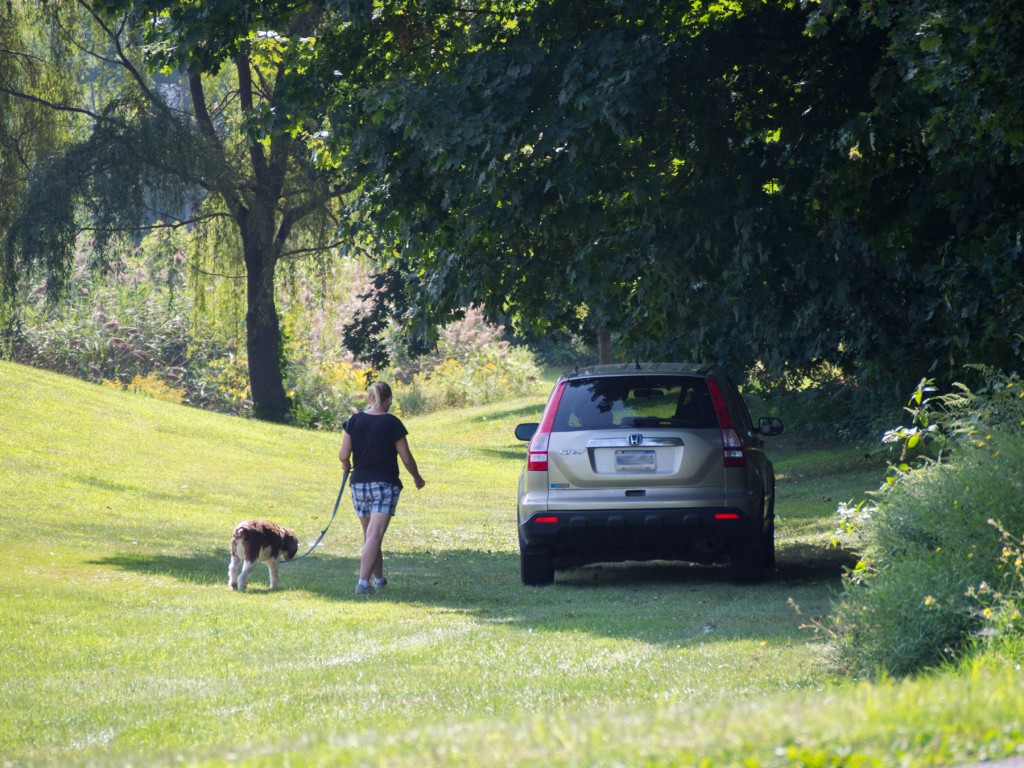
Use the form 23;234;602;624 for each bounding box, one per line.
469;403;543;423
94;551;253;586
72;473;195;503
90;550;381;593
477;446;526;461
774;542;860;584
93;539;851;647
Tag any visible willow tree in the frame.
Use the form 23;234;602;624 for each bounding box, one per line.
0;1;77;337
2;0;350;420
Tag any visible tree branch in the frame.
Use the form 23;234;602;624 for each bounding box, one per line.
187;73;247;219
275;193;330;254
0;46;48;65
235;50;269;181
282;239;348;259
77;0;162;106
178;254;247;280
80;211;232;235
0;84;104;121
188;74;219;145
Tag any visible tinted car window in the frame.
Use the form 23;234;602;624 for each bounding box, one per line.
718;375;755;435
551;375;718;431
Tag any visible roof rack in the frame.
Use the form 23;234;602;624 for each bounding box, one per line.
563;362;710;379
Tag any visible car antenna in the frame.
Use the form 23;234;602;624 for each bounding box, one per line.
633;346;641;370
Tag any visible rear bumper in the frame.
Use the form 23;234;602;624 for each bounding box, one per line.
518;507;762;566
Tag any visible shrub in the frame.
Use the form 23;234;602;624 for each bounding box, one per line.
390;308;544;415
285;305;545;424
103;373;186;404
7;255;250;415
287;360;370;430
827;371;1024;676
192;353;252;414
11;281;195;389
969;519;1024;642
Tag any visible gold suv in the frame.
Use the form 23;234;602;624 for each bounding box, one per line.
514;363;784;585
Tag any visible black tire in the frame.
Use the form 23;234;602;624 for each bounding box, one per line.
763;482;777;571
521;551;555;586
762;518;776;571
731;541;765;584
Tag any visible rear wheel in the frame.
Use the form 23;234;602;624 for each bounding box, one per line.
731;540;765;584
762;518;776;571
763;482;777;571
521;551;555;586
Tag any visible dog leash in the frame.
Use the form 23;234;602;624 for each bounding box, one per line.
288;470;349;562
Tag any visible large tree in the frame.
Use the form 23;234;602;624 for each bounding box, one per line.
322;0;1024;386
1;0;351;420
316;0;881;372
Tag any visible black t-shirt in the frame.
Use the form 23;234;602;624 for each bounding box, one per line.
345;412;409;487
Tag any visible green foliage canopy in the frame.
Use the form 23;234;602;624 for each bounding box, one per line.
5;0;1023;397
314;0;876;371
808;0;1024;380
320;0;1024;384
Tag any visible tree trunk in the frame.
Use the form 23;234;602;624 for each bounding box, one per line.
230;49;292;423
598;329;613;364
242;231;289;421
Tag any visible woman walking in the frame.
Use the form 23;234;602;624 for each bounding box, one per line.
339;381;425;595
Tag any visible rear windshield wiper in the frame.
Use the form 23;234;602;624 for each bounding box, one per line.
623;416;707;428
626;416;672;427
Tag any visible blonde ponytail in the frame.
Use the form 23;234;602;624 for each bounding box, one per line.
367;381;392;407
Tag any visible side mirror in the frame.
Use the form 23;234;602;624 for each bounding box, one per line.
515;423;539;442
756;417;784;437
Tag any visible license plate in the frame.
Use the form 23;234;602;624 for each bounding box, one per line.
615;449;656;471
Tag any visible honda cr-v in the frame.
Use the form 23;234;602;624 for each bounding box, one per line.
514;363;783;585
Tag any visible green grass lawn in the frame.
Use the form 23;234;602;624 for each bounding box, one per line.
2;361;1022;767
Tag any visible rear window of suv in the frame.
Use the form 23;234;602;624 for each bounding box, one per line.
551;375;719;431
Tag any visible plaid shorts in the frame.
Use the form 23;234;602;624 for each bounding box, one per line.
351;481;401;518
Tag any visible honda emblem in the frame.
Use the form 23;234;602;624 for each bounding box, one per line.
628;433;643;446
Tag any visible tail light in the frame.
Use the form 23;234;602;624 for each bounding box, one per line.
526;381;566;472
707;380;746;468
527;432;550;471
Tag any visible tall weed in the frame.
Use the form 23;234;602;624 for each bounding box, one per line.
286;307;545;426
7;248;247;414
828;372;1024;676
391;306;543;415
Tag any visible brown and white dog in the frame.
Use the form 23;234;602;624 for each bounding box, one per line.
228;519;299;591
